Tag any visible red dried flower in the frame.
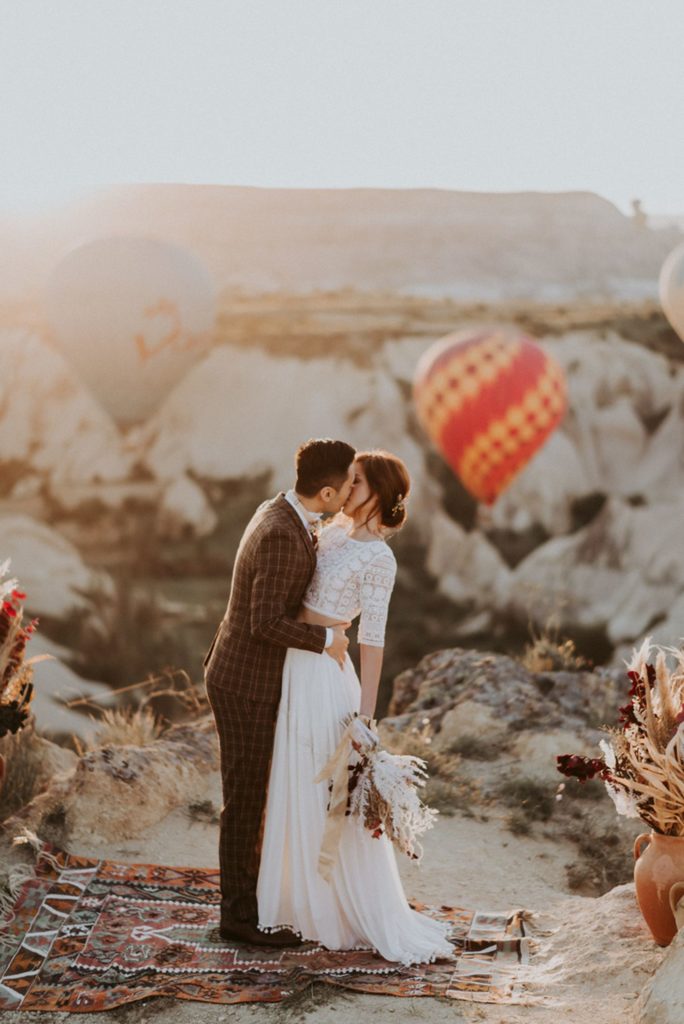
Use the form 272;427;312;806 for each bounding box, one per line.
556;753;610;783
619;701;638;728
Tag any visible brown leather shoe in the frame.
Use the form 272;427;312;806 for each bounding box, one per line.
218;920;303;948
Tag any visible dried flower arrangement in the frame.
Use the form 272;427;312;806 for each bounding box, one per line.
557;637;684;835
0;559;46;741
315;711;439;880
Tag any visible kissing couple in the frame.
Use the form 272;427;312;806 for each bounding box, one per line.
203;438;455;966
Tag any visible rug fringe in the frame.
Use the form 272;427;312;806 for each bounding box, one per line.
0;861;36;956
12;827;63;871
0;827;61;955
517;908;560;939
446;950;566;1008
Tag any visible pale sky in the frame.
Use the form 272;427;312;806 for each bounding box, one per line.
2;0;683;216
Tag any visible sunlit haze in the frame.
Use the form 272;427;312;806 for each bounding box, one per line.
2;0;684;216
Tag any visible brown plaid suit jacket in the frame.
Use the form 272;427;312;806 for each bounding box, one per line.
203;492;327;926
203;492;327;699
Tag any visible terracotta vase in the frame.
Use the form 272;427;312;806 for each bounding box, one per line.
633;832;684;946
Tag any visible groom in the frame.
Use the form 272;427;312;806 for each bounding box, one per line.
203;438;357;947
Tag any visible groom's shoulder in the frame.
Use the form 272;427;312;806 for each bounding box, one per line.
246;493;293;536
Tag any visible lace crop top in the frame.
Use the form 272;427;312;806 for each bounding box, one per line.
302;523;397;648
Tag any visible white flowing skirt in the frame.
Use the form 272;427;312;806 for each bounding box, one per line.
256;647;455;966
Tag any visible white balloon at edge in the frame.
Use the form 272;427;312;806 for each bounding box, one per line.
46;237;217;427
659;242;684;343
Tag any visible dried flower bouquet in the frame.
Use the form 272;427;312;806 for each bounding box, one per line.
316;711;439;868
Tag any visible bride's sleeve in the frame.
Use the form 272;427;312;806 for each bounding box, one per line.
357;548;397;648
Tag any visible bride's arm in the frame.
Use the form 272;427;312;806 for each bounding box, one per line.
359;645;384;717
356;547;397;719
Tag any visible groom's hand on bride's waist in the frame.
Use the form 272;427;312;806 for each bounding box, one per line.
325;623;351;668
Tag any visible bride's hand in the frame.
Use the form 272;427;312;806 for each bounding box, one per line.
326;625;350;668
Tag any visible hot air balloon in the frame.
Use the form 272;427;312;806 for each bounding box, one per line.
413;327;567;504
659;242;684;342
46;237;217;427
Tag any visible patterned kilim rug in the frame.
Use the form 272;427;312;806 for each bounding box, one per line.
0;847;536;1011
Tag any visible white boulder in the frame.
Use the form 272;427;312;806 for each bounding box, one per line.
432;699;508;753
510;728;595;783
0;515;114;618
136;345;373;486
543;331;679;422
589;398;648;496
426;510;511;605
136;346;433;518
156;474;218;540
638;927;684;1023
542;331;680;496
636;405;684;500
510;498;684;643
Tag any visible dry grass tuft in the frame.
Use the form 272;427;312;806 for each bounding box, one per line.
521;624;590;674
84;707;163;750
186;799;220;825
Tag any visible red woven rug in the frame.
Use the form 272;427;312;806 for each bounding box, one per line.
0;847;532;1011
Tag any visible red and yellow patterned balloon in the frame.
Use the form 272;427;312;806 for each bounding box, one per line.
413;327;567;504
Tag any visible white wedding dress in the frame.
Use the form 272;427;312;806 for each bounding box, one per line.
256;522;455;965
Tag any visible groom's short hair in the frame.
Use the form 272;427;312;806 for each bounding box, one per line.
295;439;356;497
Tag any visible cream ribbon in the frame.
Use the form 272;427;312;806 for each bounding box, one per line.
314;714;378;882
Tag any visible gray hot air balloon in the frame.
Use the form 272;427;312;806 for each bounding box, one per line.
46;237;217;426
659;242;684;343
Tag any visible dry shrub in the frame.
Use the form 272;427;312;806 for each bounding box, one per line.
499;776;556;836
521;626;589;674
68;667;210;756
0;730;43;821
563;818;633;895
545;779;638;896
0;722;74;822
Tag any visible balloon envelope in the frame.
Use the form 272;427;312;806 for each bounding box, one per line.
46;237;217;426
413;327;567;504
659;242;684;342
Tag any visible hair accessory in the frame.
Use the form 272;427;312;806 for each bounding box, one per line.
391;493;405;517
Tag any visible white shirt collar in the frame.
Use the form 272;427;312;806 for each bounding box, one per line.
285;489;323;530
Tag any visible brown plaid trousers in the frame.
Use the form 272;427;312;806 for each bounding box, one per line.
203;493;327;926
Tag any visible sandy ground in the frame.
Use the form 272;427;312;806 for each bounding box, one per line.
6;770;667;1024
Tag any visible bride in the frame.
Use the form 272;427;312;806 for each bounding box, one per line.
256;450;455;966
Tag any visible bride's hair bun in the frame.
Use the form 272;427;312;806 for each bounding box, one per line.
355;450;410;530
